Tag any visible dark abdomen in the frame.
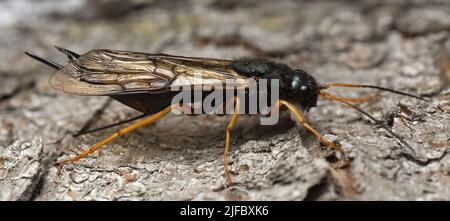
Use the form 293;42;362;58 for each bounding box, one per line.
110;88;275;116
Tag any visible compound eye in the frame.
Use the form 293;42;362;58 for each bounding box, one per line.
291;75;301;89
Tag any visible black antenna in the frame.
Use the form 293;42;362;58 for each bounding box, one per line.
320;91;417;155
25;52;63;70
321;83;429;102
73;113;149;137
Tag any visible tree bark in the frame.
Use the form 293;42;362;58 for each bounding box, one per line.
0;0;449;200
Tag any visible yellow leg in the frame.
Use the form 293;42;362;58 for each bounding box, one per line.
58;105;174;175
276;100;343;153
224;97;240;186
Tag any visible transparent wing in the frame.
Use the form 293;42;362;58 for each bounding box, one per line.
49;49;250;96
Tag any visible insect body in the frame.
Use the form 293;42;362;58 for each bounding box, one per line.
26;47;426;186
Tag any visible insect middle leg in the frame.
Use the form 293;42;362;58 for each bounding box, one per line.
223;96;240;186
58;104;175;175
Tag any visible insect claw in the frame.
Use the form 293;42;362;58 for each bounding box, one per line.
25;52;63;70
54;46;80;60
57;158;75;176
56;161;65;177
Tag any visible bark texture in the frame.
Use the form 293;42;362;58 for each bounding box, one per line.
0;0;449;200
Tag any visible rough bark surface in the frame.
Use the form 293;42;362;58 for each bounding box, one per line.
0;0;449;201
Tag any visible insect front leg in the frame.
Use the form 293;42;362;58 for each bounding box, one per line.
276;99;343;153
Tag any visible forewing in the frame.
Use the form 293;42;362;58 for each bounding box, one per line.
49;49;250;96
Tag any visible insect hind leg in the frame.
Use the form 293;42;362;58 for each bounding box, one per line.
57;104;175;175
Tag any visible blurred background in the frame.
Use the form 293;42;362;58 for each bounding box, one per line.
0;0;449;200
2;0;449;90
